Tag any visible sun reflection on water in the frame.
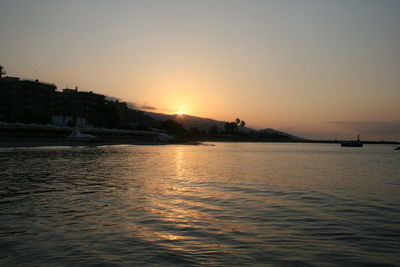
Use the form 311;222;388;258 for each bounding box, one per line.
1;144;399;265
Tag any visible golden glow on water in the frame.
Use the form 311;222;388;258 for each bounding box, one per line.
1;143;399;265
175;146;185;179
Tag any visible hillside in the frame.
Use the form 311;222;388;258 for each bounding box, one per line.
144;111;305;141
144;112;227;131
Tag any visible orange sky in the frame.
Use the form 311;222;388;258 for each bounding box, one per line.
1;0;399;140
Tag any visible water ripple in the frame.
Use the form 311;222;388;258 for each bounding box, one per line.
1;144;399;265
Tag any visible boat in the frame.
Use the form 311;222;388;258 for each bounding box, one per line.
67;129;97;142
341;134;363;147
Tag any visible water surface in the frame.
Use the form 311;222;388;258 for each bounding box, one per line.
1;143;399;266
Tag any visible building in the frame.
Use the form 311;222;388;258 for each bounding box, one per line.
0;75;56;124
1;66;107;127
51;87;106;127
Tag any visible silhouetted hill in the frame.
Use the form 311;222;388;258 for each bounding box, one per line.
144;112;227;131
144;111;305;141
258;128;306;141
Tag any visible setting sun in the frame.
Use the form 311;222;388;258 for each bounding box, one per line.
1;1;400;266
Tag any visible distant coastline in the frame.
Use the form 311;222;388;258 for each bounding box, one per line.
1;66;398;144
1;135;398;149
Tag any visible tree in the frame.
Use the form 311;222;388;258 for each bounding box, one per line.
97;102;121;128
224;118;245;134
161;119;186;136
208;125;219;135
224;121;237;133
189;127;201;137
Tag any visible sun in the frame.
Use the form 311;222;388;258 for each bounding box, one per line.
177;111;184;116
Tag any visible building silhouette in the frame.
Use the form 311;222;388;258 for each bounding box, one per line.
0;76;56;124
0;66;105;127
52;87;105;127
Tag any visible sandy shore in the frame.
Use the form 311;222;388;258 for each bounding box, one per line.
0;137;201;148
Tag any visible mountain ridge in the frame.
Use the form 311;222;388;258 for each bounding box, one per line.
143;111;306;141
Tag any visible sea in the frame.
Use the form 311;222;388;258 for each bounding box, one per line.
0;143;399;266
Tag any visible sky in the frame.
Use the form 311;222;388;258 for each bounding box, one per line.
1;0;399;141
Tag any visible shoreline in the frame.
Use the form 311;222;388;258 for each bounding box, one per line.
1;137;398;149
0;137;201;148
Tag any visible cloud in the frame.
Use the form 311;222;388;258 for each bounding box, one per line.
125;102;137;109
331;121;400;135
112;100;157;111
138;104;157;111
